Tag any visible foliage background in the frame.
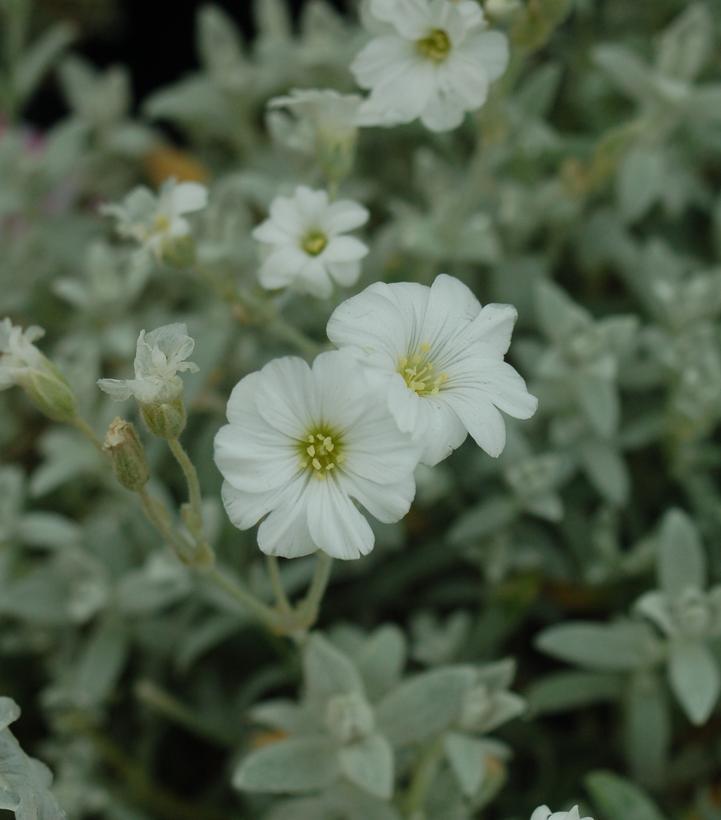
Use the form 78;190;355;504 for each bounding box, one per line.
2;0;721;818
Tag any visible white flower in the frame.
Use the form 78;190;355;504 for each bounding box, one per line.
252;186;369;297
101;178;208;258
327;274;537;466
0;318;46;390
352;0;509;132
98;323;198;404
530;806;593;820
214;350;420;559
268;88;362;148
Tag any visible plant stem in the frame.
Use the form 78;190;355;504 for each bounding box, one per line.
205;565;280;630
299;552;333;626
402;735;445;817
72;415;104;452
135;680;236;747
266;555;292;614
168;437;203;522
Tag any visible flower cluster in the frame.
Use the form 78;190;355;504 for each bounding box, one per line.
214;273;535;559
531;808;593;820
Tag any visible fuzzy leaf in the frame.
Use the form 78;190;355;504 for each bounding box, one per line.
233;736;338;794
338;733;393;799
668;640;720;725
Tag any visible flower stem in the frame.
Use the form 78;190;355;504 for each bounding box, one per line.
72;415;104;452
266;555;292;614
402;735;446;816
205;565;281;630
167;436;214;565
298;552;333;627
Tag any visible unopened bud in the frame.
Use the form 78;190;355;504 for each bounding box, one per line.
19;361;77;423
160;235;196;269
104;418;149;491
140;397;186;440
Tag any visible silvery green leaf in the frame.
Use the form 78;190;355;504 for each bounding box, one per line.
233;736;338;794
338;733;393;799
668;640;720;725
70;617;129;707
573;373;619;437
444;732;487;797
536;621;662;671
249;700;315;735
448;495;518;544
634;592;674;636
355;626;406;701
197;5;244;76
527;671;623;715
267;782;401;820
116;554;191;615
656;3;713;82
624;670;670;787
304;634;364;702
617;147;665;223
523;491;563;521
535;280;590;344
255;0;292;40
0;700;66;819
593;45;658;102
16;23;75;104
586;770;667;820
578;438;629;506
375;667;475;747
17;513;81;550
657;509;706;596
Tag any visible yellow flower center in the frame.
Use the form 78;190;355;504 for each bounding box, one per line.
398;343;448;396
417;29;451;62
152;213;171;234
299;428;344;479
302;230;328;256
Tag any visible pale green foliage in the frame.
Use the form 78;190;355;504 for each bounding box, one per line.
2;0;721;818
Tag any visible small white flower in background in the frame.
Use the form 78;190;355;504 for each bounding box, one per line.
101;178;208;258
98;323;198;404
530;806;593;820
268;88;362;150
352;0;509;132
0;319;47;390
214;350;420;559
253;186;369;297
327;274;537;466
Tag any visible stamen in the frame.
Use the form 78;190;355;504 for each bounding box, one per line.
399;343;448;397
299;426;343;479
416;29;451;62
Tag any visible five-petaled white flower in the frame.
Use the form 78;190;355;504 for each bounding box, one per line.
98;323;198;404
352;0;509;132
0;318;47;390
531;806;593;820
213;350;420;559
252;186;369;298
101;179;208;258
327;274;537;466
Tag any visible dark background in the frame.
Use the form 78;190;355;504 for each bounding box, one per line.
28;0;349;125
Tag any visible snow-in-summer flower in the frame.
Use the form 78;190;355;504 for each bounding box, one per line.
100;178;208;258
252;186;369;297
98;323;198;404
327;274;537;466
0;319;47;390
530;807;593;820
214;351;420;559
268;88;362;149
352;0;509;132
1;318;77;422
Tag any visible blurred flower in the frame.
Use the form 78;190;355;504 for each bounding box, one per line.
252;186;369;297
268;89;362;180
531;807;592;820
327;274;537;465
0;318;77;422
352;0;508;131
0;319;47;390
214;350;420;559
97;323;198;405
100;178;208;259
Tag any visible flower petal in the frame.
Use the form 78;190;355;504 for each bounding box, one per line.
339;471;416;524
258;247;307;289
444;391;508;457
254;357;318;439
323;236;369;263
171;182;208;215
322;200;369;234
257;476;317;558
306;478;375;559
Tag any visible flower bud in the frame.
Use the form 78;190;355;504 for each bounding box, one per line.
19;361;77;423
103;418;149;491
140;397;186;440
160;234;197;269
